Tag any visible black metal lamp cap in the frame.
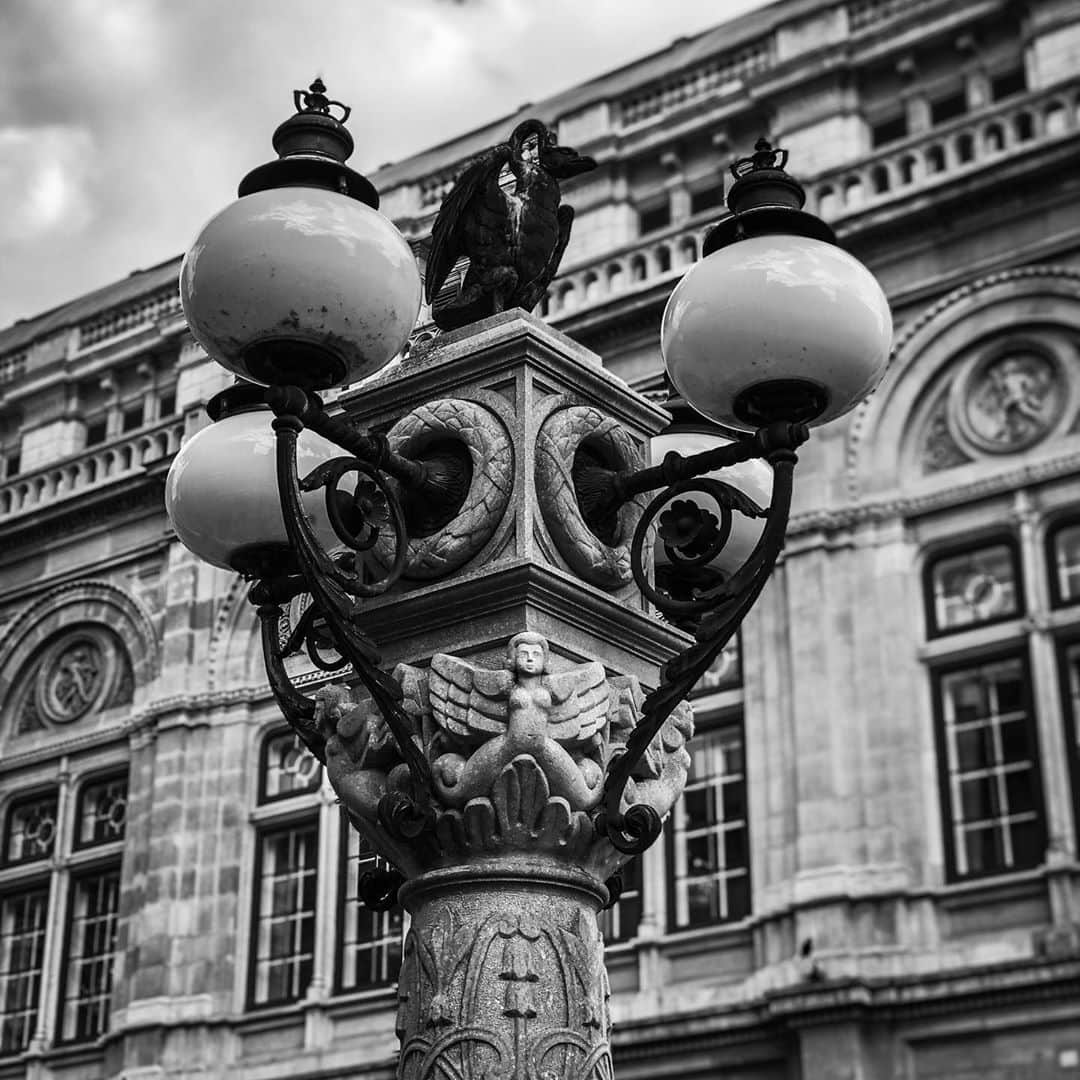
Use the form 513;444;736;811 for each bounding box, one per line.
702;137;835;256
237;78;379;208
206;380;325;422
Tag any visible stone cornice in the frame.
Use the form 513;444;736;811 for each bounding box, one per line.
612;956;1080;1059
342;310;670;437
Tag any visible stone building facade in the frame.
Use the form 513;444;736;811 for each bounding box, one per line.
1;0;1079;1078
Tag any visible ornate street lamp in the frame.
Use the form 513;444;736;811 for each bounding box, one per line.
166;87;892;1079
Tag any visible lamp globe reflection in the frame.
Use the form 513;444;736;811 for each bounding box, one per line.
164;385;351;575
179;79;421;391
661;139;893;431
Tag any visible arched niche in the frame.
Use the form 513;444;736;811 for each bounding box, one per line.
206;572;264;692
0;581;159;741
847;266;1080;503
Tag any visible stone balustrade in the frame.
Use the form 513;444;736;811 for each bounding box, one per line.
538;78;1080;326
76;287;183;351
806;79;1080;222
542;222;712;321
0;417;184;521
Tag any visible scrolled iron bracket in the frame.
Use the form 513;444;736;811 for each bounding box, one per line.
243;385;437;842
594;423;807;854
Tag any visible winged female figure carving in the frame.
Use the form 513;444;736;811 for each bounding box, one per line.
427;632;609;809
424;119;596;331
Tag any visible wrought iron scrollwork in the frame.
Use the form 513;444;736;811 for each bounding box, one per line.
244;371;807;864
245;385;436;844
596;422;807;854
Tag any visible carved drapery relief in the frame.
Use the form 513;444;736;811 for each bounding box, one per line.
535;405;646;590
373;398;514;581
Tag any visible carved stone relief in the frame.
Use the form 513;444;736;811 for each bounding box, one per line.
397;891;612;1080
308;632;687;1080
11;627;133;734
314;632;692;879
916;339;1074;476
534;404;646;590
957;349;1064;453
920;394;973;475
373;398;514;581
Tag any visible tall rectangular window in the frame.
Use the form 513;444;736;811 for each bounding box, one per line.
338;827;403;991
598;856;641;944
251;822;318;1005
0;887;49;1054
936;656;1045;879
60;870;120;1042
669;723;750;929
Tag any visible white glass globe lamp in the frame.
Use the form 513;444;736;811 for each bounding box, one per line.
165;384;351;575
662;139;893;432
180;80;421;391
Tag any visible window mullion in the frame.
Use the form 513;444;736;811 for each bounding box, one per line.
308;781;339;1006
1029;628;1077;870
33;766;72;1049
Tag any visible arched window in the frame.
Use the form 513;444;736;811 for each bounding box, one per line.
251;728;322;1007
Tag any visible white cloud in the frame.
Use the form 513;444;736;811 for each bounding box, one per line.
0;125;97;244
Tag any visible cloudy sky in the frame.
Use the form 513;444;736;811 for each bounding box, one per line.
0;0;774;329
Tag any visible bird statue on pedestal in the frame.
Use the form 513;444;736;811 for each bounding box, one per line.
424;119;596;331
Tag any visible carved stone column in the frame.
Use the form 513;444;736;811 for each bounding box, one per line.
314;635;693;1080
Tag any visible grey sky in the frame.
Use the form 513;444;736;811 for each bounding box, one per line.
0;0;772;329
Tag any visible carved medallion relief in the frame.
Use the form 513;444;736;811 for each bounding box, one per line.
959;350;1064;452
916;334;1077;476
11;627;133;734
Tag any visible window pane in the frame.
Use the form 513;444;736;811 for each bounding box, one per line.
261;730;322;802
0;887;50;1054
253;822;318;1005
1053;523;1080;604
671;724;750;929
940;658;1044;877
691;636;741;695
599;857;642;946
4;793;58;865
339;826;403;991
77;775;128;847
61;869;120;1042
930;544;1019;632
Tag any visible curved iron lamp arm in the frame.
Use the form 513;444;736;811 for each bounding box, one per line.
595;425;805;854
254;388;436;838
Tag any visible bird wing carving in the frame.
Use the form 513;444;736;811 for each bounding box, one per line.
425;143;512;305
542;662;610;746
428;652;511;741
